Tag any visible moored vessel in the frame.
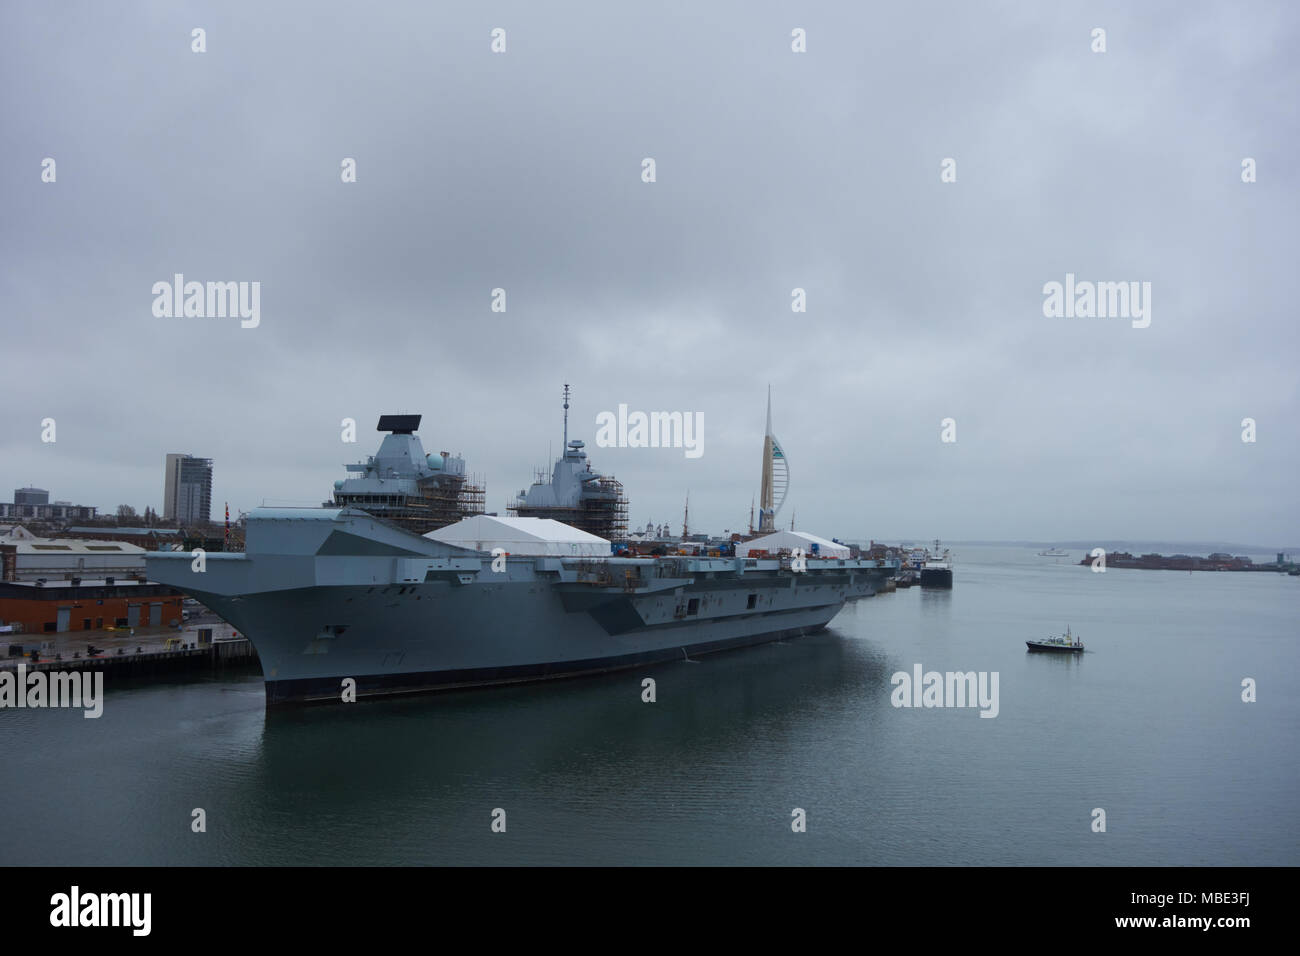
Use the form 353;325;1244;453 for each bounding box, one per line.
919;540;953;589
146;507;897;704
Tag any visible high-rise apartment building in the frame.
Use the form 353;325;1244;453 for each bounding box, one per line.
163;454;213;525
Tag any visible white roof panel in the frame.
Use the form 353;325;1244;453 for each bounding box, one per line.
425;515;611;556
735;530;850;558
11;538;147;555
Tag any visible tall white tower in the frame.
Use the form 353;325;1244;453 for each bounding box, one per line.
757;387;789;532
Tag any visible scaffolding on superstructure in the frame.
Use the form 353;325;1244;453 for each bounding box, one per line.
333;471;486;536
509;474;628;541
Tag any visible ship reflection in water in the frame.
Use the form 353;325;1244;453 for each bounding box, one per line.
246;629;888;865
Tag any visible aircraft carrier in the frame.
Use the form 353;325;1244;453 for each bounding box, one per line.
145;391;898;705
145;507;897;704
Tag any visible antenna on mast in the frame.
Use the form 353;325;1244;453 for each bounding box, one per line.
682;491;689;541
562;383;571;451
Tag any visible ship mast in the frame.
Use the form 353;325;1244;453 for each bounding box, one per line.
562;383;570;451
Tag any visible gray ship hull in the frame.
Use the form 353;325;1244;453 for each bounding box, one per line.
147;508;896;705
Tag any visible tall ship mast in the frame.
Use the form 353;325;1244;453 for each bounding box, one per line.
509;385;628;540
329;415;485;534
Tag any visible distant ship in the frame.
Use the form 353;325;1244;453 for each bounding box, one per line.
1037;548;1069;557
1026;626;1084;653
920;540;953;589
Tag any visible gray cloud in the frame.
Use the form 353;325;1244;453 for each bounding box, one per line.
1;1;1296;544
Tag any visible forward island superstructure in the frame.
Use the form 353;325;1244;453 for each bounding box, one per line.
328;415;485;534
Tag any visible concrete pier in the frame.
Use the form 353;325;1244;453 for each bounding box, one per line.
1;615;260;678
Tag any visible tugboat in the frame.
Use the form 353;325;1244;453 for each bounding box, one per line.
1026;626;1084;653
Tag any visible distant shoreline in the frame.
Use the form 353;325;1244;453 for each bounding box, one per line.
858;540;1296;554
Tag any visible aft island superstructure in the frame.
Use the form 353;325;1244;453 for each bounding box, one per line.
509;385;628;539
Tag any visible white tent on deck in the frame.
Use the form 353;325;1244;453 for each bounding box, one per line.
425;514;611;557
735;530;850;559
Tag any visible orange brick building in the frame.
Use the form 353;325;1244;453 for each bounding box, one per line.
0;581;183;634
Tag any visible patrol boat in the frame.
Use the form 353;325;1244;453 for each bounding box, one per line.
146;507;898;705
1026;626;1084;653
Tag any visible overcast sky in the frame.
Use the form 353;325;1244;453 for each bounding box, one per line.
2;1;1296;546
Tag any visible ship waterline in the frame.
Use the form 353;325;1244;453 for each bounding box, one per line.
147;508;897;705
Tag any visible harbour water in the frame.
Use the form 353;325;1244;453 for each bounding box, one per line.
1;546;1295;865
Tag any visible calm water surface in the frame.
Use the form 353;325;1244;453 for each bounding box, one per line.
2;547;1296;865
